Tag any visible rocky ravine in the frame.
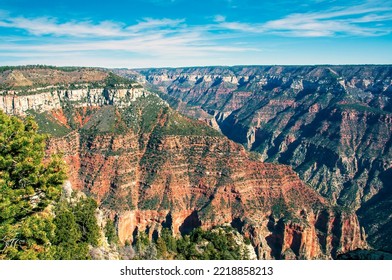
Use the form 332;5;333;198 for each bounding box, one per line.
0;68;368;259
123;66;392;252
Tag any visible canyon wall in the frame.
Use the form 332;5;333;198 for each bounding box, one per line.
122;65;392;251
0;87;148;115
1;67;369;259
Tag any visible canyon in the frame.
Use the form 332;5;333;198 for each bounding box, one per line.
0;67;377;259
118;65;392;252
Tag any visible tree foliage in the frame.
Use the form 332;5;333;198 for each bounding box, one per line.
133;231;157;259
104;219;118;245
0;111;100;260
0;111;66;259
175;226;249;260
129;226;249;260
52;197;100;260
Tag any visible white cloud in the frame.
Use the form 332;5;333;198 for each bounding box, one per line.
126;18;185;32
0;13;256;66
1;4;390;40
0;15;188;38
0;1;391;67
214;15;226;23
0;17;128;37
215;3;392;37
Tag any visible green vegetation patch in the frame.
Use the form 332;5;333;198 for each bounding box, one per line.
0;111;66;259
81;106;127;136
27;111;71;137
161;110;221;137
336;103;389;115
88;72;136;89
52;196;100;260
132;226;250;260
0;111;101;260
0;65;92;73
139;195;161;210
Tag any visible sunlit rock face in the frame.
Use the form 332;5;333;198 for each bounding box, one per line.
1;67;370;259
124;65;392;252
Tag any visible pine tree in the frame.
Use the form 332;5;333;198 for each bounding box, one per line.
52;197;100;260
156;237;167;259
0;110;66;259
104;219;118;245
73;197;100;246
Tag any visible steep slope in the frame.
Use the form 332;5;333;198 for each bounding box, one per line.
124;65;392;251
0;67;367;259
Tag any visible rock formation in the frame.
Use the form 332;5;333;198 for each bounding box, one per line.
0;67;369;259
124;65;391;252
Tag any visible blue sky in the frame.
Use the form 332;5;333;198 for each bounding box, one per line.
0;0;391;67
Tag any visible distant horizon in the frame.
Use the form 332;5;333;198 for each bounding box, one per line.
1;63;392;70
0;0;391;67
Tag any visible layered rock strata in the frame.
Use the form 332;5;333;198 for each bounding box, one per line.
1;68;369;259
123;66;391;251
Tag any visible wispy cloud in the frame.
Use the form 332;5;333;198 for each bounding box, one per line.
0;0;391;67
0;16;128;37
214;2;392;37
214;15;226;23
263;5;392;36
0;12;257;67
127;18;186;32
0;14;190;38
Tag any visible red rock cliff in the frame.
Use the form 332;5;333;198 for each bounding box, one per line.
45;100;367;259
